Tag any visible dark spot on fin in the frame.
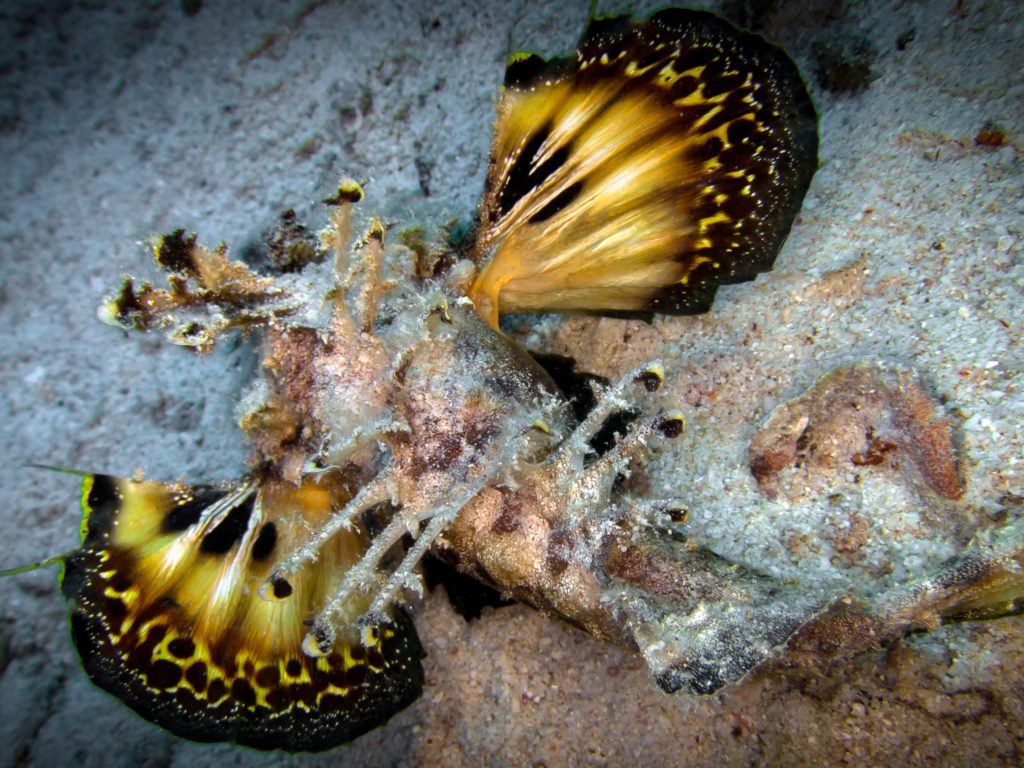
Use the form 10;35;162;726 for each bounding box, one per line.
250;522;277;560
81;474;121;542
528;180;583;224
162;486;229;533
199;495;255;554
497;122;571;218
147;659;184;689
271;576;293;598
167;637;196;659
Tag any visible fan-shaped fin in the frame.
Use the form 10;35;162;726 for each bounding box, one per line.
470;8;818;326
61;473;423;752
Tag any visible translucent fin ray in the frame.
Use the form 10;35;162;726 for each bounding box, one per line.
470;8;818;326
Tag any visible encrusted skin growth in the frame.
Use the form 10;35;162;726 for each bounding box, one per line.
86;189;834;711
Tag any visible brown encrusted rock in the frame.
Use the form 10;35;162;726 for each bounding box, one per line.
749;362;964;503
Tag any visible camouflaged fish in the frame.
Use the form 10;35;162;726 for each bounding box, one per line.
58;8;822;752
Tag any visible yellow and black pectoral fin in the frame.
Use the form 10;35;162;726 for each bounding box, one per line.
469;9;818;326
61;474;423;752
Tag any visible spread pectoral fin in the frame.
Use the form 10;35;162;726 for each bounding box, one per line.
470;9;818;326
62;474;423;752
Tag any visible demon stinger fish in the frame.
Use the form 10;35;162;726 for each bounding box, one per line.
57;8;820;752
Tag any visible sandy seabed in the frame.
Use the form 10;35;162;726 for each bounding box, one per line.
1;0;1022;765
